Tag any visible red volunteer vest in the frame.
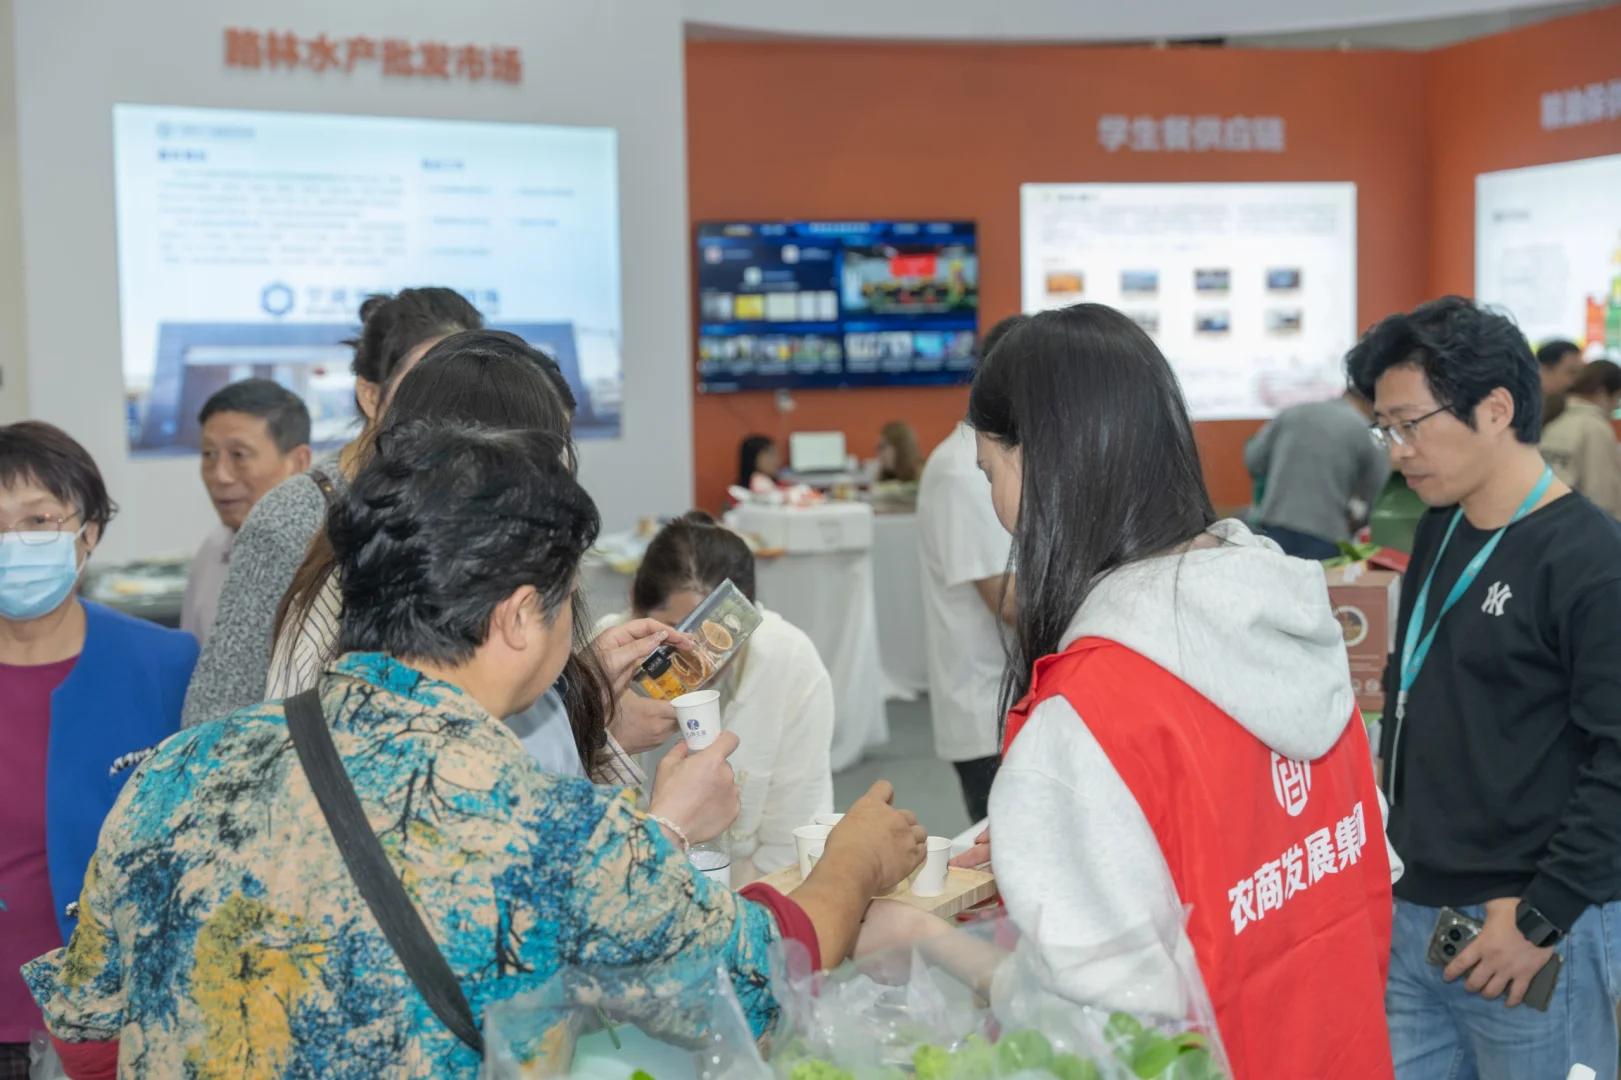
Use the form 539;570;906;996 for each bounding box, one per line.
1005;638;1393;1080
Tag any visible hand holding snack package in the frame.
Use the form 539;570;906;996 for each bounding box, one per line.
633;580;764;703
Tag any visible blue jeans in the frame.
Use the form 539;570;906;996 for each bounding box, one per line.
1388;898;1621;1079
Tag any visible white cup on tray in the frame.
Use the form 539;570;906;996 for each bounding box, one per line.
793;824;831;878
910;836;953;898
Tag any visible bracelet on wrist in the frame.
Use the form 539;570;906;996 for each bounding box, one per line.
647;814;692;854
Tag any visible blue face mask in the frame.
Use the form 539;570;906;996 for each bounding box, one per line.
0;530;87;621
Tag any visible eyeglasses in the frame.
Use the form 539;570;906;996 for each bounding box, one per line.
1;511;82;545
1369;407;1449;450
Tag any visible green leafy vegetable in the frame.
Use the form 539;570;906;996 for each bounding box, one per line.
788;1060;855;1080
630;1072;655;1080
778;1014;1223;1080
1049;1053;1104;1080
995;1030;1054;1074
912;1044;953;1080
1104;1012;1143;1048
952;1034;994;1080
1129;1031;1180;1078
1170;1048;1222;1080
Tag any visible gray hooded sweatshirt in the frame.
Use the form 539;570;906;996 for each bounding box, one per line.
989;520;1397;1015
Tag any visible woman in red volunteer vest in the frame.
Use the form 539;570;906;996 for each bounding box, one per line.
967;305;1394;1079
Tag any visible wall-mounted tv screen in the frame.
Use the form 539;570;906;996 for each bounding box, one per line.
696;220;978;393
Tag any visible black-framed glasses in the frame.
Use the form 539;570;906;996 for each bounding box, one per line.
1;511;83;545
1370;407;1449;450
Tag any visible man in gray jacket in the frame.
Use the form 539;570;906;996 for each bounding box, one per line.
1246;387;1389;560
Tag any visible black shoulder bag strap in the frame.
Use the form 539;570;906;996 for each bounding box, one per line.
307;469;338;508
284;688;484;1053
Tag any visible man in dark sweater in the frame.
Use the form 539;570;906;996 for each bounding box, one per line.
1351;297;1621;1079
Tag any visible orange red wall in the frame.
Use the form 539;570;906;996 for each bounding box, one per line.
1425;4;1621;299
685;5;1621;513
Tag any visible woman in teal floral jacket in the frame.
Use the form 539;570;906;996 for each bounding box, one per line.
25;419;925;1079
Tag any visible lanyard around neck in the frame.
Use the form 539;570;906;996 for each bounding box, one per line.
1396;466;1553;720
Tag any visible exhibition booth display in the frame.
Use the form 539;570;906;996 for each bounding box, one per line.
14;3;1621;1073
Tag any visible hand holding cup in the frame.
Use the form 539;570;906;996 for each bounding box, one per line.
649;731;740;844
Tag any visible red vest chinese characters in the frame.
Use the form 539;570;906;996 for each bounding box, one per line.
1004;638;1394;1080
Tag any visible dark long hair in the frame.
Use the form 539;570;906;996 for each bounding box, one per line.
348;288;484;396
275;332;614;767
632;511;757;613
333;422;599;665
967;304;1215;722
738;435;776;488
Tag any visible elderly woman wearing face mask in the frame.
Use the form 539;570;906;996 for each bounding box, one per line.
0;421;198;1075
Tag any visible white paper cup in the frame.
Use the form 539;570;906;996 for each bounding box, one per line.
793;824;832;878
673;689;723;751
813;813;845;828
911;836;952;898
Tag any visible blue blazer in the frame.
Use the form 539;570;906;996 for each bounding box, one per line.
46;600;198;943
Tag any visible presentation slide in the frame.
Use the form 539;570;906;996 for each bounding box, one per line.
112;104;623;455
1477;153;1621;362
1021;183;1358;421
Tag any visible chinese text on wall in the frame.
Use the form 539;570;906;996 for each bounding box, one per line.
1097;115;1286;153
224;29;522;84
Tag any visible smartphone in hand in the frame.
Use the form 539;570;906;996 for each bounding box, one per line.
1425;906;1563;1012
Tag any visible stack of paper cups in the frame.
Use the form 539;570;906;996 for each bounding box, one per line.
673;689;723;751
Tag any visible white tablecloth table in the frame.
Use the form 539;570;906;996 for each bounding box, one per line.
578;545;890;772
871;512;927;696
754;548;888;771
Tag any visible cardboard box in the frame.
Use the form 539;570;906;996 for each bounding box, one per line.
1323;564;1402;718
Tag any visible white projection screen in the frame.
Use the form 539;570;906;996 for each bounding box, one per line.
1477;152;1621;363
1021;182;1358;421
113;104;623;454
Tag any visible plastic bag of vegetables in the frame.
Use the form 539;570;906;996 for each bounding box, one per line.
483;956;771;1080
766;908;1227;1080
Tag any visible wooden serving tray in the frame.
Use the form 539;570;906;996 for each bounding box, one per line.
757;864;996;918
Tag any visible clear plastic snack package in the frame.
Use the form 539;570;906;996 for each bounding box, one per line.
632;579;764;701
767;908;1230;1080
483;958;770;1080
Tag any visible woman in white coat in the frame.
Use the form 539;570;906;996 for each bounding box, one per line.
603;512;835;883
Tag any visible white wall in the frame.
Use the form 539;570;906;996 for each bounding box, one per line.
10;0;693;563
0;0;26;426
680;0;1581;40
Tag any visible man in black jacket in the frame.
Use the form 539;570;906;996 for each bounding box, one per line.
1351;297;1621;1079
